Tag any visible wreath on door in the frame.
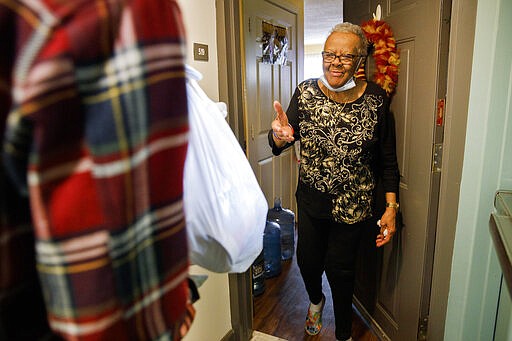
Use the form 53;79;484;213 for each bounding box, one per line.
355;19;400;96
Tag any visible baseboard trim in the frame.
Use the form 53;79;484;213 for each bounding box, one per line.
221;329;235;341
353;296;390;341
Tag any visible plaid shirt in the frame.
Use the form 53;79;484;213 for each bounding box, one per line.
0;1;193;340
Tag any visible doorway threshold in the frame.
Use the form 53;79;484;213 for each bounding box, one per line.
251;331;287;341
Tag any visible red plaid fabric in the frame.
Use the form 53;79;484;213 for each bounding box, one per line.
0;1;192;340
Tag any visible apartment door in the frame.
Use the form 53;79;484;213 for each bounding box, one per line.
344;0;450;340
243;0;300;211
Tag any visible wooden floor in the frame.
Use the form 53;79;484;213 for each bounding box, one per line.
253;254;381;341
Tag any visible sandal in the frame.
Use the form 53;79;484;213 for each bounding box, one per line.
305;295;325;335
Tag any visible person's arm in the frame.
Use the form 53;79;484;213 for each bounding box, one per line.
271;101;294;147
376;192;398;247
268;88;300;155
376;92;400;247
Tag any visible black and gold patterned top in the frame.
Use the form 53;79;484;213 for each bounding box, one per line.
269;79;399;224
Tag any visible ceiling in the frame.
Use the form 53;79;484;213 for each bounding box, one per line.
304;0;343;46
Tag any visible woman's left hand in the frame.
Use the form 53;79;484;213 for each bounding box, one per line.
376;208;397;247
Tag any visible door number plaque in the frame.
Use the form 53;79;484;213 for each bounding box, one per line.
193;43;209;61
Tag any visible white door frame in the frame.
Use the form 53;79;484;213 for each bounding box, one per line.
216;2;253;339
427;0;478;339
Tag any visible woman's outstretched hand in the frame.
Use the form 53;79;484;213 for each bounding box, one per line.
271;101;295;143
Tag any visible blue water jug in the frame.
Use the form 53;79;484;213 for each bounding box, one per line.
267;198;295;260
263;220;281;278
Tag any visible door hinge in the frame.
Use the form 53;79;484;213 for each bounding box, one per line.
250;124;255;140
248;17;251;33
418;315;429;340
432;143;443;172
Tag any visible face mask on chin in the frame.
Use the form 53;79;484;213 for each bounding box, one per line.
319;75;356;92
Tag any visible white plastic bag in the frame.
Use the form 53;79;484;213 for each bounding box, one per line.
183;66;267;273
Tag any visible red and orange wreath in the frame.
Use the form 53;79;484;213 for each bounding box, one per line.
356;19;400;96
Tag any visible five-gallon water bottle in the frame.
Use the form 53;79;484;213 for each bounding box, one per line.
267;198;295;260
251;250;265;296
263;220;281;278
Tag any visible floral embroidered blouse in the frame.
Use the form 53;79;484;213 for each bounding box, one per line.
269;79;399;224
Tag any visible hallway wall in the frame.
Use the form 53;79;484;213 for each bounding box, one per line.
445;0;512;339
178;0;220;101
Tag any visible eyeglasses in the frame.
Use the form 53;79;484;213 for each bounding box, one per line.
321;51;362;64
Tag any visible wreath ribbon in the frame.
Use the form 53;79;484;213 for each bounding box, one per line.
356;19;400;96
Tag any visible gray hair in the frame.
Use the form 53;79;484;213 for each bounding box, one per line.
329;22;368;56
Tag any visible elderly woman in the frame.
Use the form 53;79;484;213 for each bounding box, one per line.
268;22;400;341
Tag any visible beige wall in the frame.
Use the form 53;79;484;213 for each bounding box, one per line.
178;0;220;101
177;1;232;340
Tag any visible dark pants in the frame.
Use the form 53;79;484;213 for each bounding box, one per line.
296;205;366;340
